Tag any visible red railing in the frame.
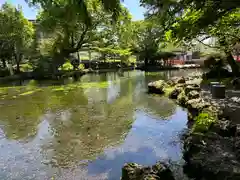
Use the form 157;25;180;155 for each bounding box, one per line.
234;56;240;62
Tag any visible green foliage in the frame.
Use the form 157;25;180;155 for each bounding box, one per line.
141;0;240;73
28;0;122;22
0;2;34;72
78;63;85;70
58;62;74;71
19;63;33;72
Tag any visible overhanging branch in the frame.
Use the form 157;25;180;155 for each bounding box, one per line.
195;38;221;49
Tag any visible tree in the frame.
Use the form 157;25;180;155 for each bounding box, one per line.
92;5;136;64
34;0;129;73
141;0;240;75
0;3;34;73
131;19;164;66
27;0;122;21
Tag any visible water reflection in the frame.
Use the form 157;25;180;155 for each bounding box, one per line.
0;70;190;179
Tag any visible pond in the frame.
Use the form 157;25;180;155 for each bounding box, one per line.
0;70;200;180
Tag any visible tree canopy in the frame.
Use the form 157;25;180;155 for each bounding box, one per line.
141;0;240;74
0;3;34;72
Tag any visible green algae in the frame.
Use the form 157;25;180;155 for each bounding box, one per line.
51;81;109;92
19;89;41;96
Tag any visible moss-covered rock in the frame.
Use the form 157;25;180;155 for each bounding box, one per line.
186;98;210;111
177;91;188;106
121;162;175;180
184;85;200;95
148;80;167;94
187;90;200;100
168;87;182;99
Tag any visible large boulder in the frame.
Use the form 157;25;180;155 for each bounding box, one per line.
121;162;175;180
148;80;167;94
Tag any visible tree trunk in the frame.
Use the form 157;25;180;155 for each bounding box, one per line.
15;53;22;74
225;51;239;76
144;57;148;67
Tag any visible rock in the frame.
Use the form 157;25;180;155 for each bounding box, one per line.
177;76;186;84
234;137;240;161
177;91;188;106
148;80;167;94
183;132;240;180
210;120;237;137
231;97;240;103
169;87;182;99
166;79;175;86
186;98;210;111
232;78;240;90
184;85;200;95
169;76;186;85
121;162;175;180
121;163;143;180
236;124;240;136
187;90;200;100
175;83;186;88
187;111;195;121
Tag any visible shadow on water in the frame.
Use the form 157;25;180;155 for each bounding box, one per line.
0;70;199;179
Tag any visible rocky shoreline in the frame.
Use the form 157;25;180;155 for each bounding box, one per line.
121;74;240;180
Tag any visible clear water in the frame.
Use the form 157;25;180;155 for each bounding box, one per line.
0;70;199;179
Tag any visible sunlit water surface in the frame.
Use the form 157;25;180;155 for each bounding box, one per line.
0;70;200;179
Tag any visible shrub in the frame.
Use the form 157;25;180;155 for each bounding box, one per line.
78;63;85;70
59;62;74;71
20;64;33;72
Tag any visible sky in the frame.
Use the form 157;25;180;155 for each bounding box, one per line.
0;0;145;20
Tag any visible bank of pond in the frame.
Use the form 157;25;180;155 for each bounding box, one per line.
144;74;240;180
